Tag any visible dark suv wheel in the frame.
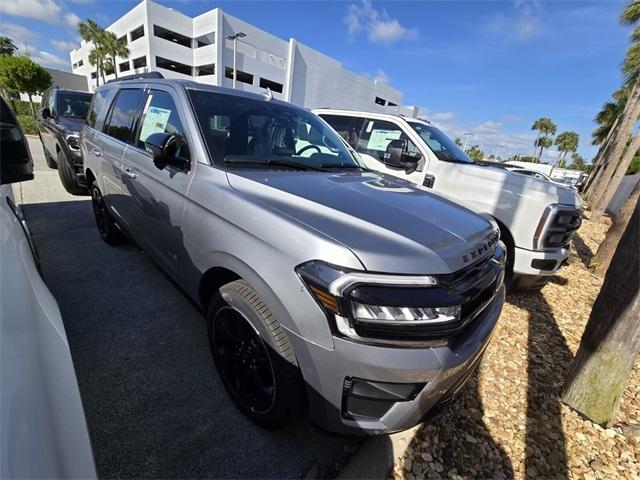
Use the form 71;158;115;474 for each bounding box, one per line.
58;151;87;195
90;181;126;245
207;280;305;429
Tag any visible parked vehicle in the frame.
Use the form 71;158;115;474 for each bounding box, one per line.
0;96;96;478
37;87;93;195
82;78;506;434
503;165;575;188
315;109;583;290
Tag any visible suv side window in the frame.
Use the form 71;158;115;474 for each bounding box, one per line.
48;91;57;117
135;89;189;160
104;89;144;143
87;89;112;129
357;119;418;162
320;114;364;149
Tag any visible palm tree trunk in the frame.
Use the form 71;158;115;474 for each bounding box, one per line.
533;132;541;162
27;93;36;118
592;130;640;221
588;78;640;215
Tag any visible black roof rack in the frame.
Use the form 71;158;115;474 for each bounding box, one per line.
107;71;164;84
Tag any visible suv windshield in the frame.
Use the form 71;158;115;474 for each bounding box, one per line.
407;121;474;164
188;90;363;171
59;92;92;119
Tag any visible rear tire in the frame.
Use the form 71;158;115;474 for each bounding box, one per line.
90;181;126;245
57;151;86;195
207;280;305;429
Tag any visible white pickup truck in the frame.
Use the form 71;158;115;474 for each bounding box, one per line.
315;109;582;289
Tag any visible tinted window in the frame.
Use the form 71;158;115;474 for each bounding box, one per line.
86;88;111;128
188;90;361;170
136;90;188;161
320;114;364;149
48;92;57;116
104;89;144;143
357;119;418;162
59;92;92;119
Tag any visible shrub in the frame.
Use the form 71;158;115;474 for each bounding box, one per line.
17;114;39;135
10;99;40;116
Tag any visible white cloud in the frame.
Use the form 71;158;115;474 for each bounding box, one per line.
50;39;77;51
0;21;37;46
431;112;456;122
4;0;80;28
28;50;70;71
373;68;389;84
486;0;541;42
345;0;418;44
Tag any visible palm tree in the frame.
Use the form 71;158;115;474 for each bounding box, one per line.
79;19;104;86
535;136;553;163
554;131;580;167
100;31;129;79
592;88;628;145
531;117;557;162
0;37;17;56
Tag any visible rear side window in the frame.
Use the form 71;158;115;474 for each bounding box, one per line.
104;89;144;143
87;89;111;129
319;114;364;149
357;119;418;161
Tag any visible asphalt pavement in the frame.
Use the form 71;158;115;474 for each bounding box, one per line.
20;137;354;479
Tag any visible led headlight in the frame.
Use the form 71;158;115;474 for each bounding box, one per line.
296;260;462;343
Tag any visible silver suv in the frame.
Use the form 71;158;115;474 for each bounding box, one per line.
81;78;506;434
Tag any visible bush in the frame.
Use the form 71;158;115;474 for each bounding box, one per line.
9;99;40;116
17;114;39;135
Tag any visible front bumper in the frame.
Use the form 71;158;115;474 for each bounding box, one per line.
512;246;569;277
286;285;506;434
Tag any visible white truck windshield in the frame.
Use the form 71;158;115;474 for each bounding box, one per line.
408;121;474;164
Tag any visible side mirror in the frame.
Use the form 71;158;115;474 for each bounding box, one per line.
41;107;51;119
384;139;422;173
144;132;189;170
1;97;34;185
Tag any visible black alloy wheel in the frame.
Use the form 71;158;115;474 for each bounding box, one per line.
211;306;276;414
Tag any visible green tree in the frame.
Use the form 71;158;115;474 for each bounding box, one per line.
0;55;51;117
100;31;129;79
568;153;587;171
554;131;580;167
454;136;463;147
0;37;17;56
467;145;484;162
535;136;553;163
592;88;628;145
79;19;104;86
531;117;557;162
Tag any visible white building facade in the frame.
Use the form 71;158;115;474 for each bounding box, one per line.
69;0;403;111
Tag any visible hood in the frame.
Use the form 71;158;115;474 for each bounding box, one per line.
227;170;498;274
57;116;85;134
459;163;582;208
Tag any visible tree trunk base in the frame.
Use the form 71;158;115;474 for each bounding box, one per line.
561;347;635;427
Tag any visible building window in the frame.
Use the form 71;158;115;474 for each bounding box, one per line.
132;56;147;69
91;72;97;79
259;77;283;93
374;97;386;106
118;35;127;44
225;67;253;85
388;102;397;107
153;25;191;48
119;61;131;73
78;59;83;67
196;64;215;76
195;32;214;48
156;56;192;76
72;62;78;69
130;25;144;41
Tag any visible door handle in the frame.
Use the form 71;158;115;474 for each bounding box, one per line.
92;149;102;157
123;167;137;179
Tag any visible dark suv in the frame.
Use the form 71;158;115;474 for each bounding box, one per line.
38;88;93;194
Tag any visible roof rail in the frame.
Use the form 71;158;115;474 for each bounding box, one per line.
106;71;164;84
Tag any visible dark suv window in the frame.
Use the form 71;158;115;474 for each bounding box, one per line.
87;89;111;129
58;92;92;119
104;89;144;143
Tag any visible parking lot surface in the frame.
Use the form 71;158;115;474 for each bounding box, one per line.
20;137;351;478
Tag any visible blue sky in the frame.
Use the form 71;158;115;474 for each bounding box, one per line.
0;0;631;162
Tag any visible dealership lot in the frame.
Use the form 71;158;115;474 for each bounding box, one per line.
19;137;353;478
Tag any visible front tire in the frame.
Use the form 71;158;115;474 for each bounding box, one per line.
57;151;86;195
44;150;57;169
90;181;126;245
207;280;305;429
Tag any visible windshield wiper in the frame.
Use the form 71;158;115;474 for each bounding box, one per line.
319;163;368;171
224;158;323;171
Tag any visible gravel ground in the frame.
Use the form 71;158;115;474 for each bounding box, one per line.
395;218;640;480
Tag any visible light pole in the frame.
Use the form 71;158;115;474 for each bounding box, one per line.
462;132;473;152
226;32;246;89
